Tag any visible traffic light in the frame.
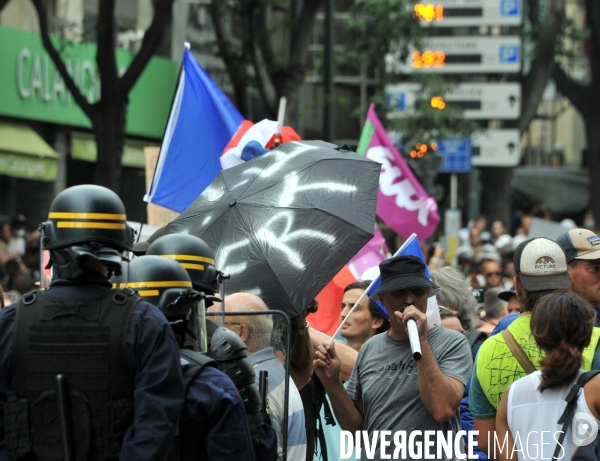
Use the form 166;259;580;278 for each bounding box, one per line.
409;142;439;158
412;50;446;68
413;4;444;22
430;96;446;109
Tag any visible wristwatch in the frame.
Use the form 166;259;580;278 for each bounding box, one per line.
297;321;310;335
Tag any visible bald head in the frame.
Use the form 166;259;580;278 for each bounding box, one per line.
225;292;269;313
223;292;273;352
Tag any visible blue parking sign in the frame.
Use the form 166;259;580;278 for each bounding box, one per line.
437;138;472;173
499;45;519;63
387;91;406;110
500;0;520;16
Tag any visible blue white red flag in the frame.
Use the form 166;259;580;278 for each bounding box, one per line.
144;47;245;212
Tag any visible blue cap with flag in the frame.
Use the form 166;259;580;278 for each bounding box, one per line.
367;235;440;305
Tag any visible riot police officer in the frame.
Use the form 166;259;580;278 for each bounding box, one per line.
0;185;183;460
124;255;255;461
145;234;277;461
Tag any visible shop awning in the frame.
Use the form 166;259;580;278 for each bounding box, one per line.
71;132;151;169
0;122;59;181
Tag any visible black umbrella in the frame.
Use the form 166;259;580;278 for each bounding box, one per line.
164;140;381;317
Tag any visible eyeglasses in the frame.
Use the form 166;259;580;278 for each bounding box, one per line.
223;321;242;327
485;272;502;277
387;287;428;297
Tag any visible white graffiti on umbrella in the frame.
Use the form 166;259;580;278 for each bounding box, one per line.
217;238;251;275
277;174;357;207
241;142;319;179
216;209;337;275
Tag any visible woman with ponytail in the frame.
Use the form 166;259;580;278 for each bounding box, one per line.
496;292;600;460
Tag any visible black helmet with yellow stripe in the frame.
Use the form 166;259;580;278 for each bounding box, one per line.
124;255;195;319
146;234;219;294
40;185;134;279
42;185;133;251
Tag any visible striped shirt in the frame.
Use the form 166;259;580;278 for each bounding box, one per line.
250;347;307;461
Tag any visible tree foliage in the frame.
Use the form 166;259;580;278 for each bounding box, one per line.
29;0;174;192
345;0;479;152
210;0;323;119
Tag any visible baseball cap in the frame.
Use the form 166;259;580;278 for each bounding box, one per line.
514;238;570;292
498;286;516;301
556;228;600;263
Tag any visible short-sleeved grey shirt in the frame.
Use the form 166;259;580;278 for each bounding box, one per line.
346;326;473;461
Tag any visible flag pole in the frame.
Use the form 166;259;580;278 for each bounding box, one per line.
145;42;189;203
277;97;287;126
328;233;417;345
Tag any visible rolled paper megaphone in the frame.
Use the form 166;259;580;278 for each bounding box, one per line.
407;318;422;361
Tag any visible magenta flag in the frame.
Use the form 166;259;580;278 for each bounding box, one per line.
348;227;390;279
356;104;440;240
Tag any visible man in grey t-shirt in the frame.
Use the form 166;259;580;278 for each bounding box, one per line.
314;256;472;461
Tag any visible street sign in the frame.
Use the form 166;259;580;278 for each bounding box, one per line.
387;82;521;119
471;129;520;166
387;36;522;73
436;137;472;172
386;83;421;113
415;0;522;27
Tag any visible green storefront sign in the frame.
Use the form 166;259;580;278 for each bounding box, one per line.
0;122;58;181
0;26;178;139
71;132;148;168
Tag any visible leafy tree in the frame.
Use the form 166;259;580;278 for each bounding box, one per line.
29;0;174;192
210;0;324;119
342;0;479;147
552;0;600;223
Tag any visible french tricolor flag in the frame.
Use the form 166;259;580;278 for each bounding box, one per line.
144;47;298;213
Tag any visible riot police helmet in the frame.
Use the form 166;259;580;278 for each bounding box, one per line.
124;256;195;320
125;255;207;350
147;234;219;294
40;185;135;279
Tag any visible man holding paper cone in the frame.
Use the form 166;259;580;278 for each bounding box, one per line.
314;256;472;461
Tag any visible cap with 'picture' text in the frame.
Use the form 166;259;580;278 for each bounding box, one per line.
514;238;570;292
556;228;600;263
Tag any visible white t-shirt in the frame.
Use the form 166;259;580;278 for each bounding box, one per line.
507;370;600;461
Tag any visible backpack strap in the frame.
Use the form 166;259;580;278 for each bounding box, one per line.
465;330;488;349
551;370;600;461
502;329;536;374
179;349;217;394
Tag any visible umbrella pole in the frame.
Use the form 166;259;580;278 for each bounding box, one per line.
329;233;417;344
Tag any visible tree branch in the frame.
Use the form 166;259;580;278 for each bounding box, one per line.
31;0;94;120
289;0;322;73
247;0;276;116
275;0;323;102
585;0;600;85
587;0;600;59
519;0;564;133
256;5;279;77
96;0;118;100
528;0;539;25
210;0;250;116
119;0;174;95
552;63;589;116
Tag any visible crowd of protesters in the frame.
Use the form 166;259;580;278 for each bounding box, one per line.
2;185;600;461
0;214;40;306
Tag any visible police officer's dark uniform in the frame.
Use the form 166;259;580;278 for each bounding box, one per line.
145;234;277;461
125;255;255;461
0;185;184;461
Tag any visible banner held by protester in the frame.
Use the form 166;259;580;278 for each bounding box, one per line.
356;103;440;241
